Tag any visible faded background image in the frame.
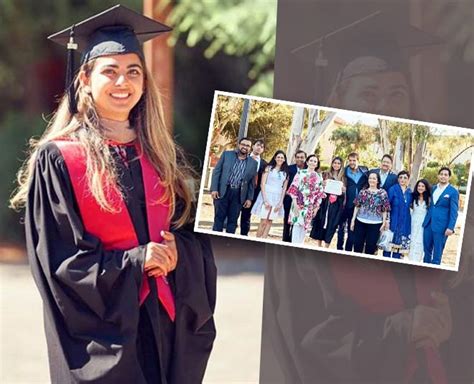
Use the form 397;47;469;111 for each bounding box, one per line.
0;0;275;382
260;0;474;383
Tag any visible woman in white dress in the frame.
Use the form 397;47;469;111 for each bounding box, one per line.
409;179;431;262
252;150;289;238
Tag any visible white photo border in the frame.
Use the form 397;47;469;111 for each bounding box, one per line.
194;90;474;272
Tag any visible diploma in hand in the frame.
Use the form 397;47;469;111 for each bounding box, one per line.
324;180;343;196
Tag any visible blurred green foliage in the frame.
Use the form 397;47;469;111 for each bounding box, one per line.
0;0;142;116
0;113;45;243
330;122;378;161
421;167;459;188
211;95;291;160
167;0;276;97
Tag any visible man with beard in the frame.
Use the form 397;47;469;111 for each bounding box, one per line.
423;167;459;265
337;152;367;251
337;152;368;251
210;137;258;233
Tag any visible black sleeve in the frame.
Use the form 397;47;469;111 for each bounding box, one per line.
260;249;414;383
299;257;414;383
25;143;147;382
169;218;217;384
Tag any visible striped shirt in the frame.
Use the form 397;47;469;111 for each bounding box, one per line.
228;152;248;188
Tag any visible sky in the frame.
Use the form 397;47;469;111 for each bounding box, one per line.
335;110;474;138
336;111;379;126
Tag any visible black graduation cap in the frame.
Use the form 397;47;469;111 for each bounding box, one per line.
48;4;172;114
290;10;442;105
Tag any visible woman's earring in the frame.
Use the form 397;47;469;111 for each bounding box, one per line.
84;86;92;95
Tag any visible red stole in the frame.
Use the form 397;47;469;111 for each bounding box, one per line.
331;257;447;384
55;139;175;321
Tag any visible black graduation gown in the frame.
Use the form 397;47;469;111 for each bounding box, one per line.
25;142;216;384
310;193;344;244
260;245;451;383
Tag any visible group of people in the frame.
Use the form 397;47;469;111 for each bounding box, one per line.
210;138;460;265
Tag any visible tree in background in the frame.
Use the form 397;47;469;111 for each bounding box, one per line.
286;107;337;162
165;0;276;97
329;122;378;162
210;96;292;160
211;95;244;155
247;101;293;159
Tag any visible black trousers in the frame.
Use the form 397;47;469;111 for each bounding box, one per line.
337;205;355;251
213;187;242;233
282;195;293;242
353;219;382;255
240;190;259;236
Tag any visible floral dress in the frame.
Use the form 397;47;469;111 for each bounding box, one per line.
287;169;326;230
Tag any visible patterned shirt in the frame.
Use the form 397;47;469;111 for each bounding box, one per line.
354;188;391;223
228;151;248;188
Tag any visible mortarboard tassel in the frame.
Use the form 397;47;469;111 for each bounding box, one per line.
66;25;78;115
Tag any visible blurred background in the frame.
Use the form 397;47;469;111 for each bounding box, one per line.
0;0;276;382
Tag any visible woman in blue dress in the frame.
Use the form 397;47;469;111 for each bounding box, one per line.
384;170;413;258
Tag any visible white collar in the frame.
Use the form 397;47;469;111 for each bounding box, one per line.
437;183;449;190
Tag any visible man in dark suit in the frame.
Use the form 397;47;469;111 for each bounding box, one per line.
337;152;368;251
210;137;258;233
370;154;398;191
240;139;267;236
423;167;459;265
282;150;307;242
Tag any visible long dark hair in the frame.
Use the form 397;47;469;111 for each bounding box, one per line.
268;150;289;176
329;156;344;180
412;179;431;207
364;170;381;189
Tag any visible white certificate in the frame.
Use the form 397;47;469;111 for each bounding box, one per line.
324;180;343;196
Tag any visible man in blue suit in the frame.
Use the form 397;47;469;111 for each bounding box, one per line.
423;167;459;265
210;137;258;233
370;154;398;192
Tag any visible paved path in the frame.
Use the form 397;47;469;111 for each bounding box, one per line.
0;257;263;384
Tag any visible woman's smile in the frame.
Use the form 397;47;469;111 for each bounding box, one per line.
80;53;144;121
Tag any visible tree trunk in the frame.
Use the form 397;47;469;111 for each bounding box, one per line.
299;110;337;156
378;119;390;154
238;99;251;140
393;136;404;172
286;106;305;163
408;126;413;169
410;140;427;189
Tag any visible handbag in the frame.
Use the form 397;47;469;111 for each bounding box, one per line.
377;229;394;252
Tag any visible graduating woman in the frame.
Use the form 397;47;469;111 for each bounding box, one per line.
287;154;326;244
9;5;216;384
384;171;413;259
251;150;289;238
310;156;346;247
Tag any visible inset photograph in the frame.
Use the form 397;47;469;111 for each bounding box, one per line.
195;91;474;271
